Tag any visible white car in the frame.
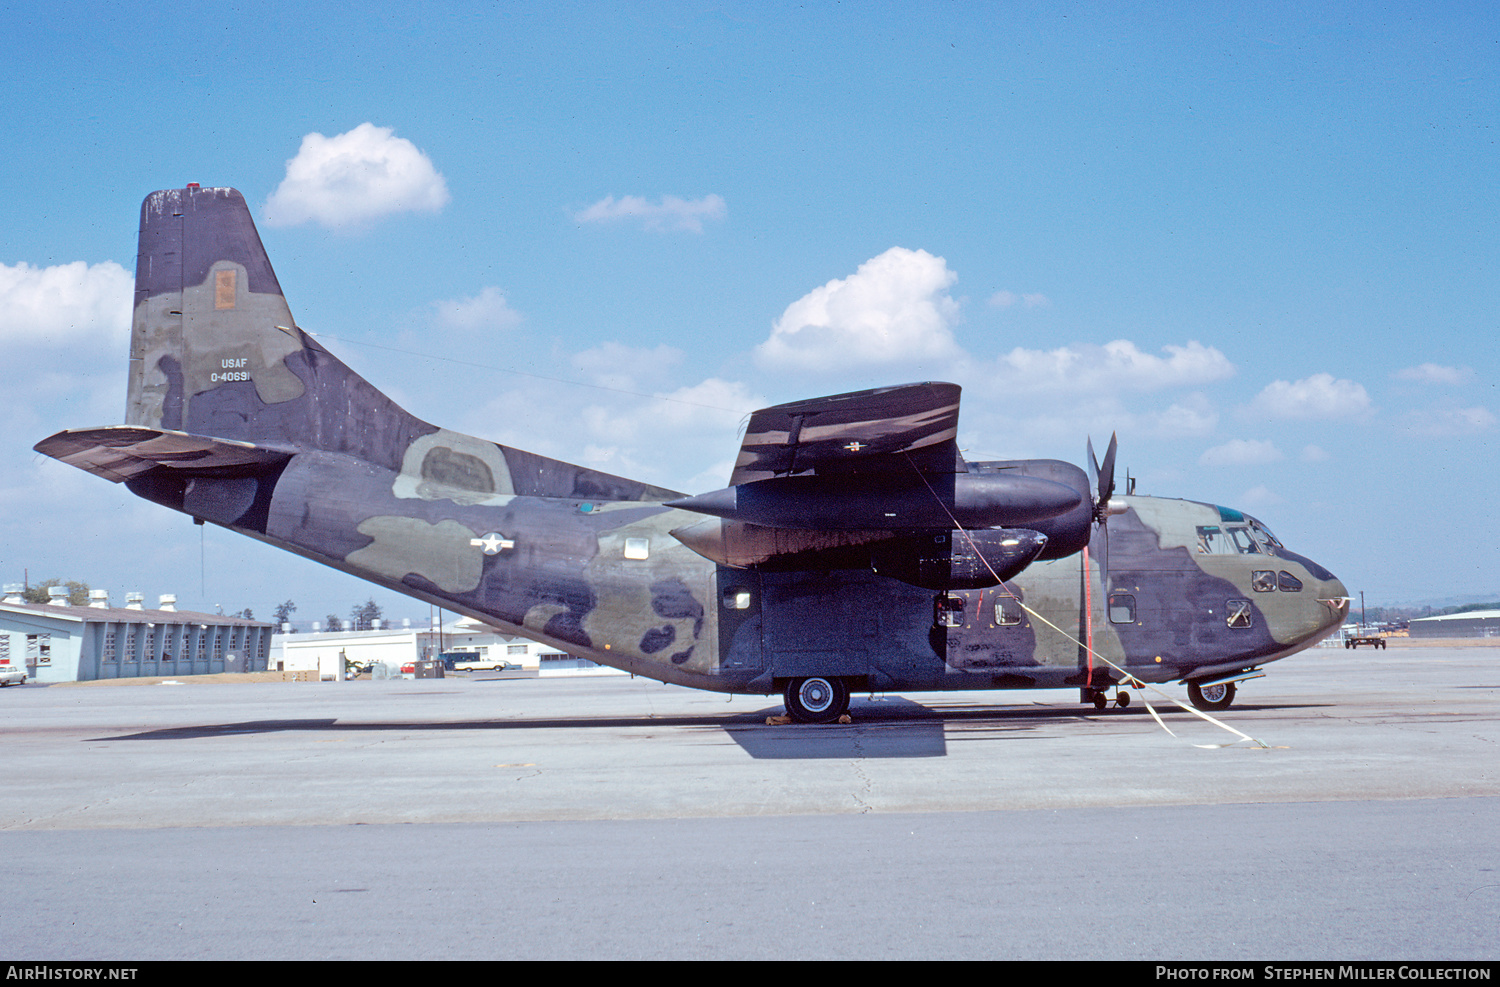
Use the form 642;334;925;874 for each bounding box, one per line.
449;657;511;672
0;657;26;686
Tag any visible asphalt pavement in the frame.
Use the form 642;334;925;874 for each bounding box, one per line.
2;644;1496;960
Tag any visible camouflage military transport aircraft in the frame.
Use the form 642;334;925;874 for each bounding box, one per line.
36;187;1351;722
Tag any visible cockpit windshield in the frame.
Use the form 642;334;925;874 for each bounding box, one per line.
1197;523;1277;556
1247;517;1282;551
1197;508;1284;556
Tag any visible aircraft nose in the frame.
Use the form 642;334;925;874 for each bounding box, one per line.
1316;574;1352;629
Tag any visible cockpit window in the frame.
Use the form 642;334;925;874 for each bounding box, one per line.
1227;526;1262;554
1248;518;1282;552
1199;525;1264;554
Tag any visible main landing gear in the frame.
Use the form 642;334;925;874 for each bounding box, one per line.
1187;680;1236;712
782;676;851;724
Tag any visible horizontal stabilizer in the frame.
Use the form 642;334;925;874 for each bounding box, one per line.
34;426;292;483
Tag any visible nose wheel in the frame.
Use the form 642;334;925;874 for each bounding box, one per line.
1083;687;1132;710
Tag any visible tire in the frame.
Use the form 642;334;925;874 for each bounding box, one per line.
1187;680;1236;712
783;676;850;724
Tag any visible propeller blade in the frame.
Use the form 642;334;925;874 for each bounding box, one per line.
1086;433;1119;597
1088;433;1118;523
1097;432;1117;509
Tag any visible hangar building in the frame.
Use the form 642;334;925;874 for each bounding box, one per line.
0;586;273;683
1407;610;1500;640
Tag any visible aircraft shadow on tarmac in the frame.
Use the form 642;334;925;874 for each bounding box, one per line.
84;697;1324;759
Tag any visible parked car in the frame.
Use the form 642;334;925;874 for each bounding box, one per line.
0;657;27;686
441;651;511;672
450;657;511;672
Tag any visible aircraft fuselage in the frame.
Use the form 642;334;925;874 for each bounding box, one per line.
127;448;1346;700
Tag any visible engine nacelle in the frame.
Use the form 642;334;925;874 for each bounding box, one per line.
870;527;1048;590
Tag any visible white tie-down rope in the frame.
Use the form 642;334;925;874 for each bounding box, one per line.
905;454;1267;749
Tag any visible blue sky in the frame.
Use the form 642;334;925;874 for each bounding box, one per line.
2;1;1495;625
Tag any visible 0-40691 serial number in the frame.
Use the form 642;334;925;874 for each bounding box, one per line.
212;357;250;383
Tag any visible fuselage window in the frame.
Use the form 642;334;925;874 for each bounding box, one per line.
623;537;650;560
1108;593;1136;624
1278;570;1303;593
1196;525;1225;554
995;597;1023;626
1253;570;1277;592
935;595;965;628
1226;599;1253;628
721;587;752;610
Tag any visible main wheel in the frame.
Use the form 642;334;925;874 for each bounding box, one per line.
1187;680;1236;712
783;676;850;724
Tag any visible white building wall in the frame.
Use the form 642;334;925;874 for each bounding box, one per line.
278;630;423;679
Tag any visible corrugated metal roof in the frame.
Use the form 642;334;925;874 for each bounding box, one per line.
1410;610;1500;623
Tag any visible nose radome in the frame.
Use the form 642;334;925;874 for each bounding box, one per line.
1316;574;1352;628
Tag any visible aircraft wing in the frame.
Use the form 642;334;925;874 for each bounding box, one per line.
729;382;963;484
34;426;294;483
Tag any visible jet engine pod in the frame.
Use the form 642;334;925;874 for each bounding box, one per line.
666;471;1083;531
870;527;1048;590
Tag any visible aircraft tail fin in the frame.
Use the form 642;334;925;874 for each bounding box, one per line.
116;186;679;502
125;186;431;474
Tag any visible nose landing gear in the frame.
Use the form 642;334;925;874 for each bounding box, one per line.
1082;686;1133;710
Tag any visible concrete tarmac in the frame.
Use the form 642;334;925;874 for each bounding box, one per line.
2;644;1496;960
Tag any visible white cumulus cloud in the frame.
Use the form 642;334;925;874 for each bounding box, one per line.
1394;363;1471;386
988;290;1050;309
1200;438;1284;466
1246;373;1373;421
572;194;726;233
264;123;450;230
754;247;963;371
0;260;132;347
1402;404;1497;436
1238;484;1286;508
1143;394;1220;438
433;287;523;334
991;340;1234;396
571;342;684;392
